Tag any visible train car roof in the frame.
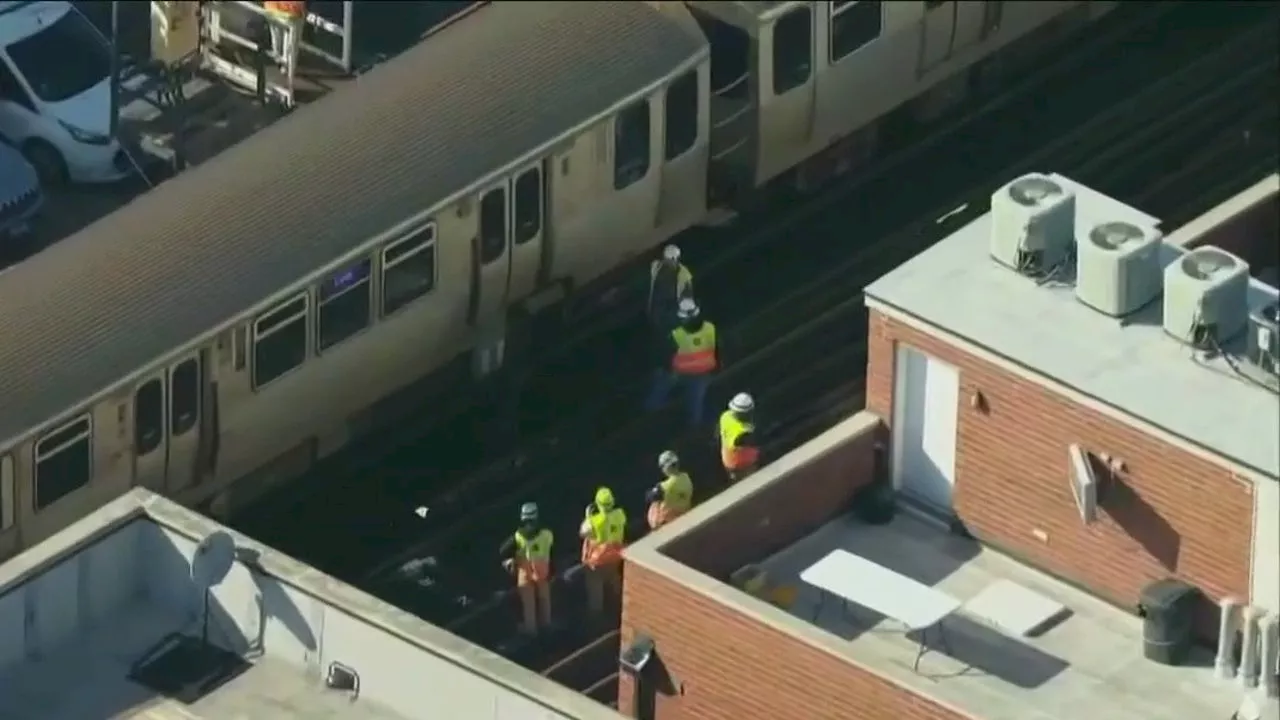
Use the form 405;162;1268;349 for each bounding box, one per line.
0;1;706;447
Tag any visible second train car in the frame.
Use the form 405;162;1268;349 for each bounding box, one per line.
0;0;1113;559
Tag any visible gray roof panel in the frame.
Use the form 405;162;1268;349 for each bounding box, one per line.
0;1;705;445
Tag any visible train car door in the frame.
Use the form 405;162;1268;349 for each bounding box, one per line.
165;353;203;492
471;180;513;327
506;161;546;300
920;1;990;71
131;353;203;494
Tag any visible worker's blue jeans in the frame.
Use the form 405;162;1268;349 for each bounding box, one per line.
645;371;709;427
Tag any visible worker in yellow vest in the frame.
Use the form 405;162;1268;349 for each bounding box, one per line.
263;1;306;73
646;450;694;530
500;502;554;636
579;487;627;617
720;392;760;483
645;298;717;427
647;244;694;335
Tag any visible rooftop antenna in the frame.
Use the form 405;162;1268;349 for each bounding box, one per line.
191;531;236;648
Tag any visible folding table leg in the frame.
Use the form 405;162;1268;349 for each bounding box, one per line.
913;636;928;671
812;591;827;621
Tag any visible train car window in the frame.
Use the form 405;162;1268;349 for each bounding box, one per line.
514;168;542;246
614;99;651;190
381;222;437;317
1;453;14;531
34;416;92;511
664;71;699;161
133;379;164;455
773;6;813;95
171;359;200;436
480;187;508;264
317;258;373;352
252;293;309;389
831;1;883;63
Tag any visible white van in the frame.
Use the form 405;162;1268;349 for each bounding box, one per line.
0;1;130;185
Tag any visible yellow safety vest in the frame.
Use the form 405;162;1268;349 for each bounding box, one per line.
513;528;553;562
649;260;693;308
659;472;693;513
719;411;759;470
582;506;627;567
671;322;718;374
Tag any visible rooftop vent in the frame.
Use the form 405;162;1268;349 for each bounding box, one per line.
1247;301;1280;378
990;173;1076;275
1162;246;1250;348
1075;220;1162;317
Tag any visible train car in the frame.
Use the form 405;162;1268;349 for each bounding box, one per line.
0;0;1114;559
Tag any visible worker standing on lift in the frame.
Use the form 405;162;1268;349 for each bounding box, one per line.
263;1;307;75
646;450;694;530
500;503;554;637
720;392;760;483
647;244;694;336
580;487;627;620
646;298;717;428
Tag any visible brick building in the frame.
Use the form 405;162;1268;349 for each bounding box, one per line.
618;175;1279;719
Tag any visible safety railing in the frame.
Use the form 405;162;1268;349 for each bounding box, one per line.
213;1;352;71
709;72;752;163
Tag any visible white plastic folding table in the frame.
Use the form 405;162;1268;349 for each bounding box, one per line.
800;549;962;670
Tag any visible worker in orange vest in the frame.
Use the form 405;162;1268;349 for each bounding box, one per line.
579;487;627;618
645;297;717;427
646;450;694;530
500;502;554;636
263;1;306;73
720;392;760;483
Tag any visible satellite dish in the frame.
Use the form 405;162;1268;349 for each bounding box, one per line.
191;531;236;590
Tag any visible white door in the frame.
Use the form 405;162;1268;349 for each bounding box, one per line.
507;162;546;301
132;353;204;494
470;181;512;328
893;347;960;511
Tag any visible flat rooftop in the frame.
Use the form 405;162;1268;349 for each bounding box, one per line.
864;175;1280;479
0;489;621;720
623;413;1272;720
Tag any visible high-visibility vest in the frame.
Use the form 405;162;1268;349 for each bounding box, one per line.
648;472;693;528
264;1;306;19
513;528;553;585
649;260;693;310
720;411;760;470
581;506;627;568
671;322;717;375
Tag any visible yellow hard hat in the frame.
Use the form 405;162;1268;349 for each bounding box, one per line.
594;486;615;508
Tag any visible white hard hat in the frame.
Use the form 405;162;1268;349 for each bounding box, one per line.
658;450;679;469
729;392;754;413
662;244;681;262
677;297;699;319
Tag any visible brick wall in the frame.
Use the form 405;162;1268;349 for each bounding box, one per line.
865;309;1253;636
618;562;971;720
662;414;880;578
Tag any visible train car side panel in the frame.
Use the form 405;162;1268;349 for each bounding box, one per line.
655;60;713;240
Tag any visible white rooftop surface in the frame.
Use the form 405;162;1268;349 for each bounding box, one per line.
0;489;622;720
864;176;1280;479
759;513;1261;720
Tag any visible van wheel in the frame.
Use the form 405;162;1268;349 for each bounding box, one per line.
22;140;69;187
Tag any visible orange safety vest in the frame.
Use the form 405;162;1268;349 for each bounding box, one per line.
581;506;627;568
513;528;553;586
720;411;760;471
671;322;717;375
264;1;306;18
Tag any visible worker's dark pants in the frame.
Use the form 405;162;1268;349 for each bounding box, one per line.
516;581;553;635
585;563;623;616
645;371;709;427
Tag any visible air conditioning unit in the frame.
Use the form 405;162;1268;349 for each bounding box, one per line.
1074;220;1162;317
1247;301;1280;377
989;173;1076;274
1162;246;1251;348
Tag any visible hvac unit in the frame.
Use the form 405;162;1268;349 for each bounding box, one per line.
1162;246;1251;348
1074;221;1162;316
989;173;1076;274
1247;301;1280;377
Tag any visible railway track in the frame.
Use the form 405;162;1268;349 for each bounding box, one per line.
349;14;1278;697
231;2;1265;572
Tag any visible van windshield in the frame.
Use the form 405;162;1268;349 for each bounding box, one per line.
4;9;110;103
